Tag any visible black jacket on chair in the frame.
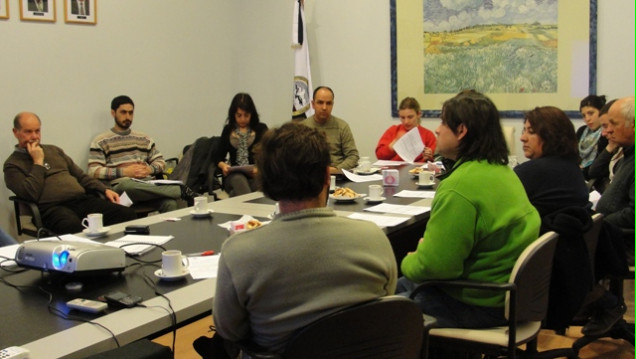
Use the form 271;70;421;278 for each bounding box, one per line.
540;206;593;330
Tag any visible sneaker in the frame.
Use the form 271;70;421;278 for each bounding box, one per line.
180;185;201;206
581;302;627;336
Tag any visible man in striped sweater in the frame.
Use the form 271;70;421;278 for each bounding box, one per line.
88;95;197;213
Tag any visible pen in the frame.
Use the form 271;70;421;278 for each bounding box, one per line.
188;250;215;257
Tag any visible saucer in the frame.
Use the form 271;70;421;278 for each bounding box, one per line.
154;268;190;281
190;209;214;218
417;182;435;188
82;227;110;237
364;196;386;203
354;167;380;175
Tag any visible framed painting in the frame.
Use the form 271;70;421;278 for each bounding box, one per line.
0;0;9;20
64;0;97;25
390;0;597;118
19;0;56;22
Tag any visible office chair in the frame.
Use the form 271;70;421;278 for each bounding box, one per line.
83;339;172;359
236;295;427;359
409;231;559;359
9;195;49;237
537;216;634;358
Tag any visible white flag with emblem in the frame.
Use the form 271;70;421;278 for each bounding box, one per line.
292;0;314;118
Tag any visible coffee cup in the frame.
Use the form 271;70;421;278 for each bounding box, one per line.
193;196;208;214
418;171;435;185
358;156;371;171
368;184;384;200
161;250;189;276
81;213;103;233
329;175;336;193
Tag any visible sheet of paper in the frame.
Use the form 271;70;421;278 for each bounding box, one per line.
188;254;221;279
394;190;436;199
0;244;20;267
393;128;425;163
373;160;408;167
347;213;411;228
104;235;174;255
131;178;183;185
119;191;134;207
363;203;430;216
589;190;601;210
341;169;383;183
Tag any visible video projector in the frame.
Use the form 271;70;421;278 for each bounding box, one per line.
15;241;127;274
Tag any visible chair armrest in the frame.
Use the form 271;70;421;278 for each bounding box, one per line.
10;195;44;230
409;279;515;300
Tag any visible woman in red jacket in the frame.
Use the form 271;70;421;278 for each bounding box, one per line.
375;97;436;162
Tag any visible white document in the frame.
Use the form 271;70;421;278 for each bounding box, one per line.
394;190;436;199
119;191;133;207
187;254;221;279
341;169;383;183
363;203;430;216
347;213;411;228
104;235;174;255
393;128;425;164
373;160;408;167
131;178;183;185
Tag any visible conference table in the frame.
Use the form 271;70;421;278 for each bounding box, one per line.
0;163;437;358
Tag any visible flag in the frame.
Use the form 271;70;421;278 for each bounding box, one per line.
292;0;314;118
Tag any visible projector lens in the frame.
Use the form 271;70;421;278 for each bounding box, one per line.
53;250;70;269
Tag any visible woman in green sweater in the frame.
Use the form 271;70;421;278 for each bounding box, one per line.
398;90;541;328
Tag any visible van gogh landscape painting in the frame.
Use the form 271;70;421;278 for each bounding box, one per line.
422;0;558;94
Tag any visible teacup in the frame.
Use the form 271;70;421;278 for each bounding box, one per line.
161;250;189;276
193;196;208;214
81;213;103;233
358;156;371;171
418;171;435;186
368;184;384;200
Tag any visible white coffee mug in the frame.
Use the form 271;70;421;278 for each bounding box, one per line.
329;175;336;192
161;250;189;276
418;171;435;185
193;196;208;213
81;213;103;233
358;156;371;171
368;184;384;200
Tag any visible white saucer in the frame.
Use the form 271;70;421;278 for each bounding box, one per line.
354;167;380;175
417;183;435;188
82;227;110;237
190;209;214;218
154;268;190;281
364;196;386;203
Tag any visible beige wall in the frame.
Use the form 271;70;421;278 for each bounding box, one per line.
1;0;633;236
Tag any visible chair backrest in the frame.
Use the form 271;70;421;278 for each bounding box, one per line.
283;295;424;359
583;213;604;271
506;231;559;323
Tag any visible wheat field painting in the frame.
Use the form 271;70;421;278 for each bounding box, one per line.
423;0;558;94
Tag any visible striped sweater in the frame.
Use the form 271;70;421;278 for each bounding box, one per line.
88;128;165;185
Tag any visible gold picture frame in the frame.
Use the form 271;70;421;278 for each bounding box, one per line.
64;0;96;25
20;0;56;22
391;0;597;118
0;0;9;20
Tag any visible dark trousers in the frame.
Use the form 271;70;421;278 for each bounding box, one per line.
40;195;137;235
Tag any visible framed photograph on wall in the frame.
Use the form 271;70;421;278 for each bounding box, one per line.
0;0;9;20
64;0;96;25
390;0;597;118
19;0;56;22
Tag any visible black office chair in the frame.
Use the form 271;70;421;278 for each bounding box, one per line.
83;339;172;359
409;231;559;359
235;295;426;359
9;195;50;237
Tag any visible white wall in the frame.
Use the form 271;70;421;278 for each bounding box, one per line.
1;0;633;237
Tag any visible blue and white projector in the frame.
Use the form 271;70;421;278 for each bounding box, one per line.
15;241;126;274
